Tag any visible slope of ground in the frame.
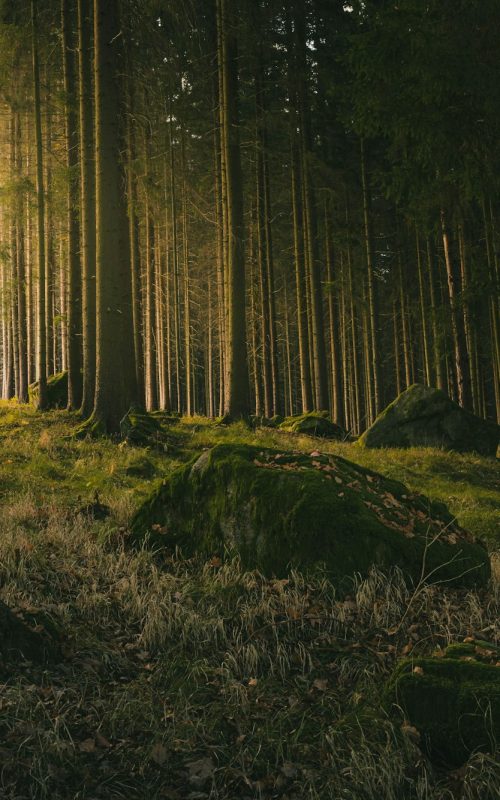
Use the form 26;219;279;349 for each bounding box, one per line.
0;404;498;799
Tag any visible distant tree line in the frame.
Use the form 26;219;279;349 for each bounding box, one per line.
0;0;498;432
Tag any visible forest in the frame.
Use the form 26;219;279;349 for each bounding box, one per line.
0;1;498;799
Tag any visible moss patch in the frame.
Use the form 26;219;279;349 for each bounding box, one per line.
28;372;68;410
279;411;346;439
131;444;490;588
386;654;500;766
359;384;500;458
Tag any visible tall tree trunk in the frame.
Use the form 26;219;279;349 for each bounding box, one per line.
440;208;472;409
168;100;182;413
415;226;431;386
360;139;381;417
90;0;137;431
143;125;158;411
161;156;172;411
62;0;83;409
125;87;144;407
255;133;272;417
44;79;55;379
291;135;312;412
181;129;192;416
483;199;500;421
78;0;97;416
217;0;249;417
14;113;28;402
393;298;402;396
346;206;362;434
324;194;343;425
426;237;445;391
458;223;480;414
293;0;327;411
398;248;412;389
31;0;47;409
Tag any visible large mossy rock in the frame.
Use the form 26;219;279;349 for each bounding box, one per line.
131;444;490;588
359;384;500;457
279;411;345;440
387;643;500;765
28;371;68;409
120;406;164;445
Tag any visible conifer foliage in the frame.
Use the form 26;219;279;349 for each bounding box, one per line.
0;0;498;431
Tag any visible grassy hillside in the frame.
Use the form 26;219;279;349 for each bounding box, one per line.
0;403;498;799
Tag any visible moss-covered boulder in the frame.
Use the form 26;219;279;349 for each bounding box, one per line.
359;384;500;457
120;406;163;445
387;644;500;765
279;411;346;440
267;414;285;428
131;444;490;588
28;371;68;409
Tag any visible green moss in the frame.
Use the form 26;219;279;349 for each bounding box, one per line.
279;411;345;439
119;406;163;444
131;444;490;588
442;640;500;662
74;413;107;439
386;656;500;765
359;384;500;457
28;372;68;410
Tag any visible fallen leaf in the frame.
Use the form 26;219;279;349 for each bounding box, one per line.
281;761;298;779
401;722;420;743
78;738;96;753
151;742;168;765
186;756;215;786
95;732;112;748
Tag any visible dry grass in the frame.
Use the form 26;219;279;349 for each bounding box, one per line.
0;494;498;799
0;405;498;798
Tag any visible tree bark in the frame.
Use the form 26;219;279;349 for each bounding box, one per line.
90;0;138;431
31;0;47;409
440;208;472;410
62;0;83;409
78;0;97;416
217;0;249;417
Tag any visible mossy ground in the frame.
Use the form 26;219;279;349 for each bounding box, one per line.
0;403;498;798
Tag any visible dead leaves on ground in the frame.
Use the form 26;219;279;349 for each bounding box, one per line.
252;449;472;546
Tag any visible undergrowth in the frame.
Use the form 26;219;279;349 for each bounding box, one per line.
0;403;498;798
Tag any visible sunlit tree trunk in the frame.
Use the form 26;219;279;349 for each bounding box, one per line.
62;0;83;409
43;79;55;379
324;194;343;425
32;0;47;409
90;0;138;431
415;227;431;386
440;208;471;410
78;0;97;417
360;140;381;417
217;0;249;417
14;113;28;402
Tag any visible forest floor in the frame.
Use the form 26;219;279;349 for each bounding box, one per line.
0;402;498;800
